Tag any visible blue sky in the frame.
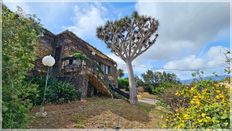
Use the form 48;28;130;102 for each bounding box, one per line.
4;1;230;80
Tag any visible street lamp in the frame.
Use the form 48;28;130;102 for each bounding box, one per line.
91;51;96;56
39;55;55;116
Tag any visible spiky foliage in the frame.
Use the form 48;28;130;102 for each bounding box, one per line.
97;11;159;61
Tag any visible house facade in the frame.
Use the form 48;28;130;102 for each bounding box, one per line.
32;29;122;99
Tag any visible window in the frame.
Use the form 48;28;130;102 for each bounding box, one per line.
105;65;111;74
98;63;111;74
69;59;73;65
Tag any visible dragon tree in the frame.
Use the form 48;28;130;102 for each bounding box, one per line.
96;11;159;104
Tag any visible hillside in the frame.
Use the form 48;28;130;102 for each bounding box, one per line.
29;98;168;129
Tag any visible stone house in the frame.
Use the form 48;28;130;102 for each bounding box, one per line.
32;29;129;99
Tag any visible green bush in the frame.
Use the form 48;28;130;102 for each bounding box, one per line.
165;80;230;129
25;76;81;104
152;82;181;94
117;78;129;91
2;5;41;128
139;70;180;94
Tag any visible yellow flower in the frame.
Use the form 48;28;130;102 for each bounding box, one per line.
190;100;194;104
204;118;209;123
201;113;206;117
222;98;225;103
175;91;180;96
215;95;220;99
198;119;203;123
195;100;200;106
177;123;185;128
216;90;220;93
183;114;190;119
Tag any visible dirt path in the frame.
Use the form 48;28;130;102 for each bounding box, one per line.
29;97;166;129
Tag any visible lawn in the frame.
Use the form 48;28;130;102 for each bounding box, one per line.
29;97;168;129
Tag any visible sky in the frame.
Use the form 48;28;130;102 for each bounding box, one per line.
4;0;230;80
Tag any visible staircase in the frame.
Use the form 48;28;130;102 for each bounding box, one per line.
84;58;129;100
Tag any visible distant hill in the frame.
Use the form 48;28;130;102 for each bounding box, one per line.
181;75;231;84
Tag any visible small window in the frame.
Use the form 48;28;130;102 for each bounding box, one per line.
108;66;111;74
69;59;73;65
105;66;109;74
98;63;110;74
101;64;105;72
105;65;111;74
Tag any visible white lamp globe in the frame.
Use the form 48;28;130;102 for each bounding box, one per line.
92;51;96;56
42;55;55;67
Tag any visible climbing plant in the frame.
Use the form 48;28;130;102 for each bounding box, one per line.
2;5;42;128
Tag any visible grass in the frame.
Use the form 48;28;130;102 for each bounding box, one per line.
29;97;167;128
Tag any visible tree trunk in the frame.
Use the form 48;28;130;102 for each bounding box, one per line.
126;61;138;104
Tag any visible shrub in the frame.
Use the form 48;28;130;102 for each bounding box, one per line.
137;86;145;93
117;78;129;91
25;76;81;104
139;70;180;94
152;82;181;94
158;85;185;112
165;80;230;129
2;5;41;128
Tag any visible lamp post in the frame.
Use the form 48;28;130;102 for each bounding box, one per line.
91;51;96;56
40;55;55;115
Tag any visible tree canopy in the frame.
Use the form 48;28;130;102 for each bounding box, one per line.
97;11;159;62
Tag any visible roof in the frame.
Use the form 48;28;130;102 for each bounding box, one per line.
57;30;116;64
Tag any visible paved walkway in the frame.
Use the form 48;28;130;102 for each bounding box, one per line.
138;98;160;105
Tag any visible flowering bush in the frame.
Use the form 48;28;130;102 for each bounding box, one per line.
165;80;230;129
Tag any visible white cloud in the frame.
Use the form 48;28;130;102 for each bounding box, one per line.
135;2;230;61
164;46;228;70
64;3;107;39
207;46;228;67
164;55;205;70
